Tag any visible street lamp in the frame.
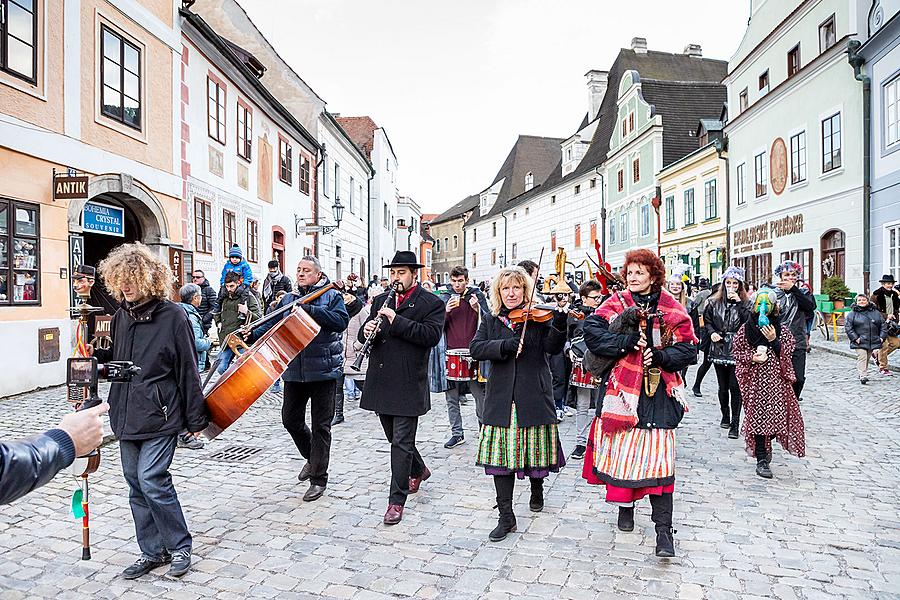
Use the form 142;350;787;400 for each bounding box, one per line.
294;199;344;236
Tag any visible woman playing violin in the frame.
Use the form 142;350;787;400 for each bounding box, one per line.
469;266;568;542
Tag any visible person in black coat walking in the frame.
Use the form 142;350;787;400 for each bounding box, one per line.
190;269;218;332
359;251;445;526
470;266;568;542
92;243;208;580
845;293;887;384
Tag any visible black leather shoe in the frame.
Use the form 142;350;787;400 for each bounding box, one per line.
166;549;191;578
617;506;635;532
489;515;517;542
331;414;345;426
298;462;311;482
303;484;326;502
728;425;739;439
655;527;676;557
720;417;730;429
756;460;773;479
122;554;170;579
692;388;703;398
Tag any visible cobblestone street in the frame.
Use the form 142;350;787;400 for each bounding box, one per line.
1;348;899;600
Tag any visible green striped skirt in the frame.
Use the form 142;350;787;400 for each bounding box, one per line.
476;404;565;478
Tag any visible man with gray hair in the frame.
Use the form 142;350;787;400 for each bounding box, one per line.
178;282;211;450
248;256;349;502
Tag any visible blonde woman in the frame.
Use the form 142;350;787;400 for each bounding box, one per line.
470;266;568;542
92;243;208;579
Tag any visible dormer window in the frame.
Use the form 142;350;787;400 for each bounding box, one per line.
566;147;572;160
524;171;534;191
759;70;769;95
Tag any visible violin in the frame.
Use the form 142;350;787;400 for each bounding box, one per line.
507;303;584;324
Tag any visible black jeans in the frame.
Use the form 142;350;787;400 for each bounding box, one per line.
378;414;426;506
282;380;337;487
548;352;569;411
791;346;806;399
713;363;742;424
693;351;712;390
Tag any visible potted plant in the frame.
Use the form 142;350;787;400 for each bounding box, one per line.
822;276;851;309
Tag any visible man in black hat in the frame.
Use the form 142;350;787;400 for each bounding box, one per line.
872;274;899;375
359;251;445;525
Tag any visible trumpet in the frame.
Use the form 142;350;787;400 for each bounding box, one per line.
350;282;399;371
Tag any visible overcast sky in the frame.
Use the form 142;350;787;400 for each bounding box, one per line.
238;0;751;215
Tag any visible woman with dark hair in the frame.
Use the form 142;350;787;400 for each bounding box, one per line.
470;266;568;542
733;288;805;479
703;266;751;438
582;249;697;557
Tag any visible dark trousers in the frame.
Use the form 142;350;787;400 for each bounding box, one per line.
119;435;191;560
693;351;712;390
282;380;337;487
754;434;770;460
791;347;806;399
714;363;742;425
548;352;569;411
378;414;426;505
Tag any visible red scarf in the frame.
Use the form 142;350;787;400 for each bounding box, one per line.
395;283;418;307
594;288;697;435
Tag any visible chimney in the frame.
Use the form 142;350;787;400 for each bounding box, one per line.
683;43;702;57
585;70;609;121
631;37;648;53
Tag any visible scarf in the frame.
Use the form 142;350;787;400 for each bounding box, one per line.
744;311;782;348
594;288;697;435
263;271;282;300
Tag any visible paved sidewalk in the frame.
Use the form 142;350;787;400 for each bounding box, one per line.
0;350;899;599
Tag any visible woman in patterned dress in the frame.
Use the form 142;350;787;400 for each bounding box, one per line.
470;266;568;542
582;249;697;557
732;287;805;479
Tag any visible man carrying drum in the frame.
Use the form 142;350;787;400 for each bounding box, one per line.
442;266;489;449
568;280;605;460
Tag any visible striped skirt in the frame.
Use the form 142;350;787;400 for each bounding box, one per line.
583;416;676;490
476;404;564;479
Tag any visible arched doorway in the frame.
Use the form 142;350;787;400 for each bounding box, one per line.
821;229;845;287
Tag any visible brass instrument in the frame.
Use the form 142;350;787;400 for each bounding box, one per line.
542;248;575;295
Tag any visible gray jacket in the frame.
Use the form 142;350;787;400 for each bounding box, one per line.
845;304;887;351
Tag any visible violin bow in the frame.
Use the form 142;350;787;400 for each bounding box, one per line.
517;247;545;358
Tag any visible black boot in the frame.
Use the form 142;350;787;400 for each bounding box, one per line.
617;505;634;532
650;492;675;557
332;384;345;426
490;475;517;542
756;459;773;478
728;391;742;439
529;477;544;512
718;390;730;429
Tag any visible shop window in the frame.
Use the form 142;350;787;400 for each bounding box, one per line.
780;249;813;290
1;0;38;83
0;198;40;305
102;26;142;130
734;253;772;291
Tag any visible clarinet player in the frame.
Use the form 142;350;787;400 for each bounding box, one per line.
358;251;445;525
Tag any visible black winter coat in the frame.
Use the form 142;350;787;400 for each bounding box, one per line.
872;286;900;321
704;297;751;364
359;285;445;417
470;309;567;428
197;279;218;329
253;279;349;382
845;304;887;350
0;429;75;505
93;299;208;440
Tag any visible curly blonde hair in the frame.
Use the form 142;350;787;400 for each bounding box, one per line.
488;266;534;315
98;242;173;302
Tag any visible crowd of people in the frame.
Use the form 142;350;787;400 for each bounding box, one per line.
2;240;897;579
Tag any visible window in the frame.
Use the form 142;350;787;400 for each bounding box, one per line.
551;230;557;251
621;119;627;138
383;203;388;228
617;169;624;192
453;235;458;250
590;219;597;245
435;239;440;253
349;176;355;213
610;217;616;244
640;204;650;236
1;0;38;82
822;112;841;172
566;147;572;160
471;252;476;267
886;76;900;148
246;218;258;263
491;249;496;265
633;158;640;183
299;155;310;194
619;213;628;240
665;195;675;230
790;131;807;183
525;171;533;189
739;88;749;112
819;14;836;53
574;185;581;195
704;179;717;220
492;222;497;237
734;253;772;291
888;224;900;281
779;249;812;285
237;101;252;161
754;151;767;197
787;44;800;77
444;237;449;251
222;210;236;258
206;76;225;143
758;70;769;94
101;26;142;130
279;137;292;184
684;189;695;225
736;163;746;206
0;199;40;304
333;163;341;200
194;198;212;254
511;242;517;260
629;112;635;132
590;178;596;189
574;223;581;248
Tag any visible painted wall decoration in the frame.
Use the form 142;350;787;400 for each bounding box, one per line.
770;137;788;195
258;135;273;203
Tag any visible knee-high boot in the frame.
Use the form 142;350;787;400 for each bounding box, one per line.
728;391;742;439
332;383;345;426
717;390;730;428
490;475;516;542
649;492;675;557
529;477;544;512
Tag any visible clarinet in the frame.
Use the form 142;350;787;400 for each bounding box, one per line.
350;282;399;371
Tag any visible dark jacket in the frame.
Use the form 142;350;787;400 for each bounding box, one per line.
197;279;218;329
263;273;293;313
583;293;696;430
688;288;713;350
252;278;349;382
703;296;751;364
470;309;567;428
93;299;208;440
0;429;75;505
872;286;900;322
359;285;445;417
775;285;816;351
845;304;887;350
215;285;262;339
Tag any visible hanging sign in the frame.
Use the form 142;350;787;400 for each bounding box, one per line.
54;175;89;200
82;202;124;237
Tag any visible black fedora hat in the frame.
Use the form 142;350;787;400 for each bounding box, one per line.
879;274;896;284
383;250;424;269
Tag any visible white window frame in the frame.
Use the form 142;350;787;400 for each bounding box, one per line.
821;109;842;174
703;179;717;220
754;149;768;199
640;204;650;236
886;75;900;151
736;162;746;206
885;220;900;282
789;129;807;185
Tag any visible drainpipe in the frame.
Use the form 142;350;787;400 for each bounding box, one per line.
651;186;662;256
848;39;871;293
501;213;508;267
594;168;607;257
313;146;326;257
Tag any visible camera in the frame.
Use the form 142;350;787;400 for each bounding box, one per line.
67;357;140;410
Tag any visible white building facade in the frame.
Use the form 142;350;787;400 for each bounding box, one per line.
396;196;423;253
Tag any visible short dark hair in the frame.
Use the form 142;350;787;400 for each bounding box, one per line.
449;266;469;279
267;260;279;269
224;271;242;284
517;260;539;277
192;269;205;277
579;280;603;298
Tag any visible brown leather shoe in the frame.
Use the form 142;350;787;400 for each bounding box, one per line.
383;504;403;525
408;466;432;494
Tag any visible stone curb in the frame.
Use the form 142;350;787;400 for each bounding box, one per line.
810;341;900;372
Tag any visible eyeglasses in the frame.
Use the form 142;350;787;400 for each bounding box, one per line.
586;295;603;301
191;275;203;279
